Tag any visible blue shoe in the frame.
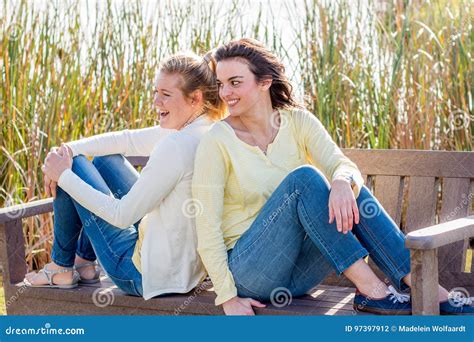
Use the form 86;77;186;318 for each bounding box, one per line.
353;285;411;315
440;290;474;315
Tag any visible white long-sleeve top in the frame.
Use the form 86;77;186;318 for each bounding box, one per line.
58;116;211;299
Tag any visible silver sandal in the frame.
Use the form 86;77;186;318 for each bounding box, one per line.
74;261;101;284
24;263;80;289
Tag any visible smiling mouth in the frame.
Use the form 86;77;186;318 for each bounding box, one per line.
226;99;239;107
160;111;170;118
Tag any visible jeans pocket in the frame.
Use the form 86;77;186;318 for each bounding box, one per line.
107;274;141;297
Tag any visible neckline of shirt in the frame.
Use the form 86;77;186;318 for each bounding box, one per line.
219;110;288;157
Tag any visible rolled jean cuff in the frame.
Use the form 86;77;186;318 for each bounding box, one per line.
75;250;96;262
50;255;74;268
387;260;411;292
335;249;369;276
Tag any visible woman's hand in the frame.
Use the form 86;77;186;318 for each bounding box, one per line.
222;296;266;315
43;146;61;198
328;178;359;234
42;144;73;183
44;173;57;198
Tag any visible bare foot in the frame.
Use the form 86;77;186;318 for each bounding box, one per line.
74;255;98;280
357;281;390;299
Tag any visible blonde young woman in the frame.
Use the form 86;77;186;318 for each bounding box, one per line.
192;39;472;315
25;53;225;299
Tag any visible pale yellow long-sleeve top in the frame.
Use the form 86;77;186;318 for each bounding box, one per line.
192;108;364;305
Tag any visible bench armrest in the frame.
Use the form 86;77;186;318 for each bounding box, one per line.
0;198;54;286
0;198;54;224
405;215;474;250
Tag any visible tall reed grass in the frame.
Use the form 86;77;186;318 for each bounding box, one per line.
0;0;472;268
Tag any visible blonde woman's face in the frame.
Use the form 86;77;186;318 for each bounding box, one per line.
153;72;194;129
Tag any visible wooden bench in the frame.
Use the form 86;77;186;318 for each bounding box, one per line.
1;149;473;315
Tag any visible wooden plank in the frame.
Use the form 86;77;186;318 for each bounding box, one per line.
0;198;53;224
0;223;7;290
410;249;440;315
2;220;27;286
405;216;474;250
373;175;404;226
405;177;437;233
6;281;366;316
438;178;473;292
321;272;354;288
342;149;474;178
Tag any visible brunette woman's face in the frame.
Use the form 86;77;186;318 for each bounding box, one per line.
216;59;270;117
153;72;196;129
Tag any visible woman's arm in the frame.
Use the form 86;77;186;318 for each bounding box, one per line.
43;126;176;198
192;135;239;306
44;137;184;228
66;126;176;157
294;109;364;234
294;109;364;197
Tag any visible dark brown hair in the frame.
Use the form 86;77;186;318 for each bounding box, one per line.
159;52;226;120
213;38;300;109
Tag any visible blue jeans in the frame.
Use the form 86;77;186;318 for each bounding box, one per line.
228;165;411;301
51;154;143;296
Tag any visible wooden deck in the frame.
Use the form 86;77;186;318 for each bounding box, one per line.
5;272;368;316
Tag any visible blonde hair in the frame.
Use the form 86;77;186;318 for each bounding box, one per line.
159;52;226;120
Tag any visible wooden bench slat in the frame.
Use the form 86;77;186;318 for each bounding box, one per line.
438;178;473;292
343;149;474;178
405;177;437;233
0;220;27;285
5;281;364;316
373;175;404;226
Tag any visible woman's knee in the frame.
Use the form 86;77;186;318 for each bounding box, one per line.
71;155;91;172
71;155;110;194
92;154;124;169
288;165;330;191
